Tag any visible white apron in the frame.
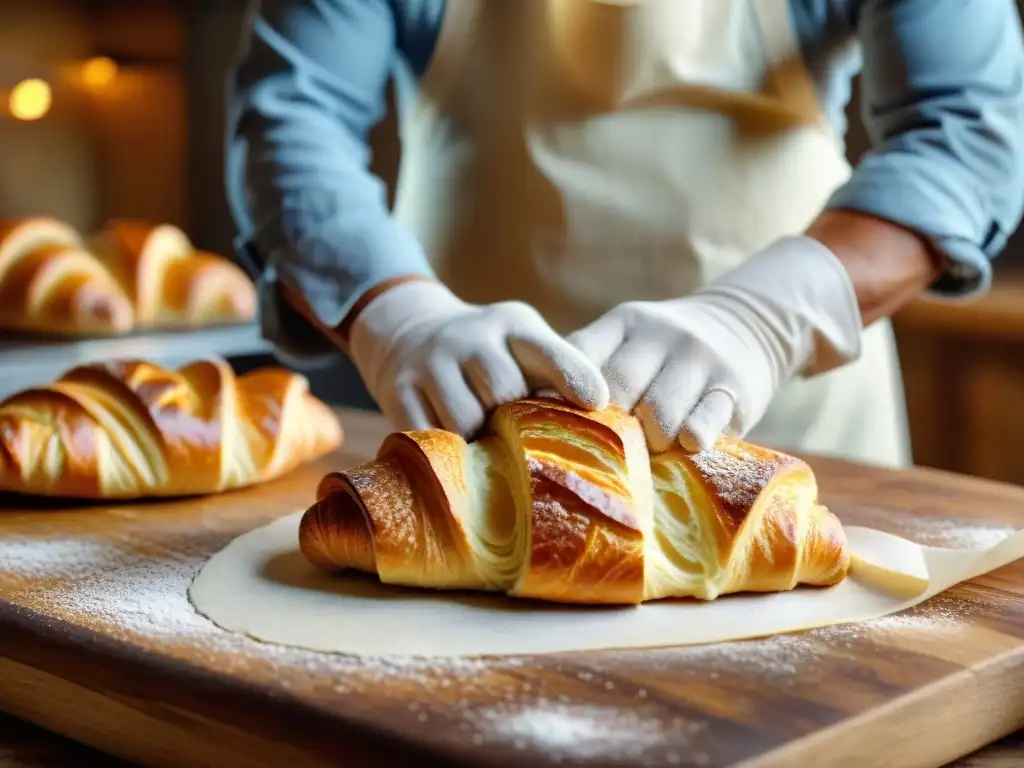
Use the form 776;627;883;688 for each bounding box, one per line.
391;0;912;468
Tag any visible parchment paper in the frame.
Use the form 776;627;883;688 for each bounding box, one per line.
188;512;1024;657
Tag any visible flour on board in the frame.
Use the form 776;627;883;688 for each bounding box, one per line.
0;512;985;665
472;700;711;764
0;509;1001;766
897;516;1017;549
0;539;113;580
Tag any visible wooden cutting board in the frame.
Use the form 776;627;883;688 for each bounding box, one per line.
3;408;1024;768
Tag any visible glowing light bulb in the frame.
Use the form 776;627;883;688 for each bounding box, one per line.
82;57;118;88
9;79;52;121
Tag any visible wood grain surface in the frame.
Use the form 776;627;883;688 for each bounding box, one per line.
3;712;1023;768
2;409;1024;767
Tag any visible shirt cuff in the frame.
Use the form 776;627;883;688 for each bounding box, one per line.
241;206;435;366
827;165;995;301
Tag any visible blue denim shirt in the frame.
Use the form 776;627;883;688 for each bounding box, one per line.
227;0;1024;361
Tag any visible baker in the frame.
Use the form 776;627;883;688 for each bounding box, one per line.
226;0;1024;468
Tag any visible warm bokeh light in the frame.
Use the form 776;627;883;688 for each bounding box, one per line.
9;79;52;121
81;57;118;88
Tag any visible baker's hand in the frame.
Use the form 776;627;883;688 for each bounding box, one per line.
568;237;863;453
349;280;610;436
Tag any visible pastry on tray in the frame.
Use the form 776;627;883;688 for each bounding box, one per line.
91;220;257;329
0;217;133;336
300;397;849;605
0;357;342;500
0;217;257;337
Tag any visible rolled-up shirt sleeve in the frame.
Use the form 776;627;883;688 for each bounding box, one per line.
828;0;1024;298
227;0;437;359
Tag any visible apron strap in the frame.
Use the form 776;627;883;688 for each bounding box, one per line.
749;0;827;126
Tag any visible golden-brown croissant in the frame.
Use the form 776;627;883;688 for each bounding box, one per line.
300;398;849;605
91;219;257;328
0;217;133;335
0;357;342;499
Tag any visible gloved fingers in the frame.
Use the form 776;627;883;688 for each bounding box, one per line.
679;388;736;453
509;334;610;411
565;314;627;371
634;360;709;454
462;351;529;411
422;359;487;437
392;384;441;432
600;340;666;411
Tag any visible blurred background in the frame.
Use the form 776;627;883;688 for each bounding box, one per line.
2;0;1024;486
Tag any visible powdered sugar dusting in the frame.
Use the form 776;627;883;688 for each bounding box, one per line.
843;506;1018;551
898;517;1016;550
472;700;711;764
603;592;972;682
0;519;541;713
0;508;989;669
0;539;114;580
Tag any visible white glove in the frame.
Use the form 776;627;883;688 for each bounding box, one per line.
567;236;863;453
349;281;610;436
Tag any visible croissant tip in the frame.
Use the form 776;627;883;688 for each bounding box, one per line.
298;500;343;571
811;502;852;584
299;483;378;575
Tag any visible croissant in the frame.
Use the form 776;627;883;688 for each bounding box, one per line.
0;357;342;500
300;398;849;605
91;219;257;328
0;217;133;335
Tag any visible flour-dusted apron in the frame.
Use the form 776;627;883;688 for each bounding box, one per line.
391;0;911;468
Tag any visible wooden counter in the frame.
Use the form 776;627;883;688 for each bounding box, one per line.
4;712;1023;767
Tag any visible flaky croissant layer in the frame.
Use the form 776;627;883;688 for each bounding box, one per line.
300;398;849;605
0;357;342;500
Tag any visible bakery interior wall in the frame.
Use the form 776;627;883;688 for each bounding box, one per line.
4;0;1024;487
0;0;186;233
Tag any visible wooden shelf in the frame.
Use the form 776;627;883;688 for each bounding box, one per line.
892;275;1024;485
894;276;1024;340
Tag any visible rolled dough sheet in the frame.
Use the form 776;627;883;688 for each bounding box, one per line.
188;512;1024;658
